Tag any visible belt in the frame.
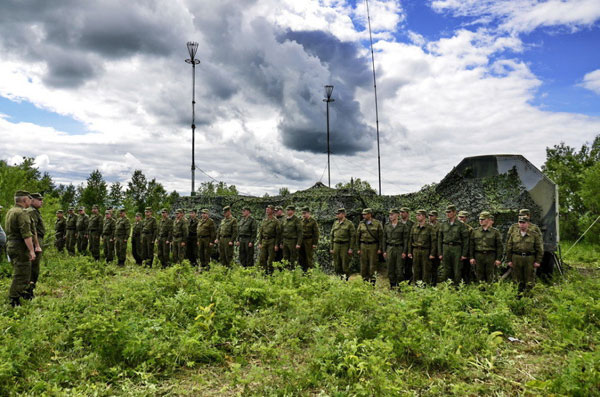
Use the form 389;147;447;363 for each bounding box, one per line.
512;252;534;256
334;240;349;244
387;243;402;247
360;241;376;245
220;235;232;238
283;237;297;240
412;245;429;249
475;250;496;254
262;235;275;239
444;242;461;246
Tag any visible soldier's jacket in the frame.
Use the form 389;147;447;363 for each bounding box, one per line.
26;207;45;239
281;215;302;246
357;219;383;251
55;217;66;237
132;220;143;238
505;228;543;264
238;216;258;242
158;217;173;240
258;217;281;244
88;213;104;233
66;213;77;230
302;217;319;242
187;217;198;237
437;220;469;257
173;218;189;240
102;217;116;238
142;217;158;241
197;218;216;240
469;226;503;261
330;219;356;250
507;223;542;238
383;222;409;252
408;223;437;257
115;217;131;239
76;214;89;233
400;219;414;230
462;222;474;255
4;204;33;242
217;217;238;240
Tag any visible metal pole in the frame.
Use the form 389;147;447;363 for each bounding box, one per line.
365;0;382;195
191;62;196;196
326;100;331;187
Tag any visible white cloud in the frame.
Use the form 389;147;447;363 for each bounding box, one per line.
581;69;600;95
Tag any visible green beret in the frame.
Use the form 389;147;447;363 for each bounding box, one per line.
458;211;469;217
416;209;427;216
389;208;400;214
242;206;251;211
286;205;295;211
175;208;183;214
56;210;63;214
362;208;372;215
518;215;529;222
223;206;231;212
201;209;210;214
400;207;410;213
519;208;530;215
446;204;456;212
31;193;43;200
337;208;346;213
135;212;142;217
14;190;31;198
429;210;438;216
479;211;491;220
145;207;153;212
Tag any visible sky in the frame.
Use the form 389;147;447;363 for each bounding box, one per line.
1;0;599;196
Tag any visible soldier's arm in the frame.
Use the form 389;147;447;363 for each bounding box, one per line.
276;221;282;246
505;231;513;259
407;228;414;257
382;227;387;252
460;225;470;257
313;220;319;243
183;222;189;240
469;232;475;259
534;233;543;264
210;221;216;241
349;224;356;252
251;219;258;243
495;231;503;262
232;219;238;241
377;224;383;251
295;219;302;246
430;227;438;257
437;227;443;257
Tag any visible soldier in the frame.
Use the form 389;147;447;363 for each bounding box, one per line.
197;209;216;269
141;207;157;267
469;211;503;282
237;206;258;267
458;210;474;284
25;193;44;299
507;209;543;237
4;191;37;306
54;210;66;252
399;207;414;282
186;209;199;266
102;210;116;263
428;210;441;284
280;205;302;267
131;212;143;265
330;208;356;280
438;205;470;284
0;205;5;262
157;208;173;268
383;208;408;288
274;206;284;263
408;209;437;284
357;208;383;283
505;215;543;292
65;207;77;255
258;205;281;274
299;207;320;271
215;206;238;266
172;209;188;264
88;204;103;261
114;208;131;266
76;207;89;255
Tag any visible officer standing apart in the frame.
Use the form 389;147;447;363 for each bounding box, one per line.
357;208;383;284
258;205;281;274
157;208;173;267
280;205;302;268
114;208;131;266
330;208;356;280
383;208;408;288
102;210;116;263
76;207;89;255
408;209;437;285
172;209;188;264
25;193;44;299
88;205;103;261
506;215;543;293
186;209;199;266
131;212;143;265
469;211;503;282
197;209;216;269
5;191;36;307
216;206;237;266
54;210;66;252
237;206;258;267
438;205;469;284
141;207;157;267
299;207;319;271
65;208;77;255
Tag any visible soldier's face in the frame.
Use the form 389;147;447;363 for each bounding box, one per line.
363;213;371;221
286;210;294;217
57;213;64;218
176;213;183;219
190;212;197;219
162;212;168;218
302;211;310;219
429;215;437;223
416;213;425;222
276;210;283;217
400;212;408;220
518;220;528;232
32;198;43;209
92;208;98;214
242;210;250;217
336;212;345;220
446;210;455;220
202;213;209;219
145;211;152;218
106;214;111;219
458;216;467;223
135;216;141;221
266;208;273;216
389;213;398;222
120;212;126;217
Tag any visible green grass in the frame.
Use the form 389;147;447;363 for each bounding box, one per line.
0;249;599;396
561;240;600;269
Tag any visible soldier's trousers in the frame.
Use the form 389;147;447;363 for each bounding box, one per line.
462;258;474;284
198;237;212;268
239;238;254;267
412;247;433;284
103;237;115;262
132;234;142;264
440;245;463;284
274;241;283;263
511;254;536;291
89;231;101;260
430;257;441;285
386;246;404;287
259;239;277;273
141;234;154;266
172;239;185;263
360;243;378;282
7;242;31;300
299;238;315;271
77;233;88;255
186;235;198;265
404;256;413;282
55;233;65;252
474;252;497;282
157;238;170;267
218;237;234;266
282;239;298;267
115;238;127;265
66;230;76;254
332;243;352;278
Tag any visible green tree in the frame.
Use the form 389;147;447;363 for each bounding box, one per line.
335;177;375;193
146;179;168;211
167;190;180;208
108;182;124;208
197;181;238;196
59;184;77;209
278;187;290;196
126;170;148;213
0;158;56;211
79;170;108;208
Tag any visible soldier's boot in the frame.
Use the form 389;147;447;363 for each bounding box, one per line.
10;297;20;307
23;282;35;300
390;282;398;289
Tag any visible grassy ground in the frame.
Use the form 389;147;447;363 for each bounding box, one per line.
0;248;598;396
561;240;600;269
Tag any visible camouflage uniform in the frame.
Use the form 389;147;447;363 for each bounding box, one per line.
157;212;173;267
197;212;216;268
469;215;503;282
408;218;437;284
356;210;383;282
217;210;238;266
186;214;199;266
274;208;284;263
280;207;303;267
259;215;282;273
428;211;441;284
383;211;409;287
4;195;34;305
131;216;143;265
114;212;131;266
88;209;103;260
54;212;66;252
438;208;470;284
76;211;89;255
238;211;258;267
141;211;157;267
172;212;189;264
299;210;320;271
505;218;543;292
102;214;116;263
399;209;414;282
25;198;44;298
330;214;356;279
65;210;77;255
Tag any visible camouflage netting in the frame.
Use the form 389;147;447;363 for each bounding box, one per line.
175;165;542;272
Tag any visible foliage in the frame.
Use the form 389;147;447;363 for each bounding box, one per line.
107;182;124;209
0;158;57;212
197;181;239;196
78;170;108;208
278;187;290;196
125;170;148;213
57;184;77;209
335;177;375;193
561;240;600;269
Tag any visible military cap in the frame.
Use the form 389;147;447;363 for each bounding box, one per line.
275;206;283;211
145;207;153;212
400;207;410;213
161;208;168;213
446;204;457;212
56;209;63;214
119;207;126;212
266;205;275;210
242;206;251;211
519;208;530;215
107;207;113;210
479;211;492;220
286;205;295;211
79;206;85;211
389;208;400;214
362;208;372;215
104;210;111;214
31;192;43;200
490;214;495;220
68;207;74;211
201;208;210;214
518;215;529;222
337;208;346;213
416;209;427;216
92;204;99;209
135;212;142;217
458;211;469;217
189;208;197;213
223;205;231;212
429;210;438;216
175;208;183;214
301;206;310;212
14;190;32;198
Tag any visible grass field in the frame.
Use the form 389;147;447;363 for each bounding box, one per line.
0;246;598;396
